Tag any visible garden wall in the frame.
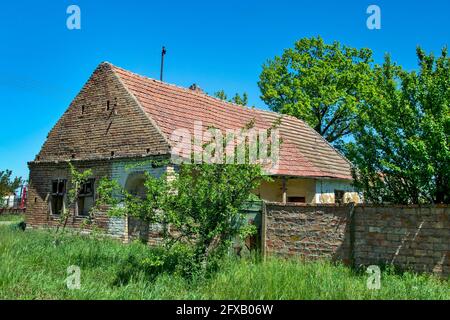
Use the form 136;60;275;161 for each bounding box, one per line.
263;203;450;277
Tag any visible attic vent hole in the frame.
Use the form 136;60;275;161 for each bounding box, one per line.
81;105;85;114
106;100;110;111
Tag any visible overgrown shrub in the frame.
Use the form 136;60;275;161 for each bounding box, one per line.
114;243;196;285
97;162;268;278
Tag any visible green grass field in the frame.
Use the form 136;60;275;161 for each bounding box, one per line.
0;214;24;222
0;225;448;300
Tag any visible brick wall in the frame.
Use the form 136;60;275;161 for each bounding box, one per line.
263;203;450;277
26;61;175;241
353;205;449;276
26;157;169;240
36;62;169;162
26;159;116;236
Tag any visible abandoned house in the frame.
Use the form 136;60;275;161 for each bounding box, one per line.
26;62;361;240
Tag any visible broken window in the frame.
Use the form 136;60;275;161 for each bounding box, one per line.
51;179;66;215
77;179;95;217
335;190;345;204
287;196;306;203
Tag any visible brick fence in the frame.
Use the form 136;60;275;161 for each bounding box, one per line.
262;203;450;278
0;208;26;215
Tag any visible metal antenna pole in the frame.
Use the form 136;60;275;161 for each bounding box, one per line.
160;46;166;81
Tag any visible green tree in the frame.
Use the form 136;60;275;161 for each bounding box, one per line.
258;36;374;144
0;170;22;200
344;48;450;204
214;90;228;101
98;162;267;273
56;163;93;233
214;90;249;106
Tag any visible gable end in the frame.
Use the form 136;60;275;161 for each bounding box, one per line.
35;63;170;162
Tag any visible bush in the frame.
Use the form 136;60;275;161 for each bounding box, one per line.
97;162;268;277
114;243;197;285
8;221;26;232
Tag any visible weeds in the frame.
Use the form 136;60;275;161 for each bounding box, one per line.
0;227;448;300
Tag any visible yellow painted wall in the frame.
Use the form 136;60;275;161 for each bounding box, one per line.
257;178;316;203
257;178;360;204
258;179;283;202
286;178;316;203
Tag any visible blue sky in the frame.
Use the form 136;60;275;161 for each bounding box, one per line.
0;0;449;180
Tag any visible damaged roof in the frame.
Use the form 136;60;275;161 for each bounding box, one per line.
110;63;353;180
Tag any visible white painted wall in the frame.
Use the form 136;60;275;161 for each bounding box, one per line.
107;159;170;239
2;195;15;208
314;179;361;204
111;160;168;188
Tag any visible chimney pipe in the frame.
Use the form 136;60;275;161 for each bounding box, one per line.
189;83;203;93
160;46;166;81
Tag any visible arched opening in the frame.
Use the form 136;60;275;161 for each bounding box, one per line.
124;172;148;242
124;172;147;199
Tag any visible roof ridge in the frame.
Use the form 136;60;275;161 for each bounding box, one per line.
105;61;353;179
106;62;337;131
106;62;270;114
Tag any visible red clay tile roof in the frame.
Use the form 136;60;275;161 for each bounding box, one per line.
110;63;353;180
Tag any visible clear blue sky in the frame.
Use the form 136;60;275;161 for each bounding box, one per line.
0;0;449;181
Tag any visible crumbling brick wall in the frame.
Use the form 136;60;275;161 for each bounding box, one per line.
26;61;173;240
26;160;118;236
26;157;169;240
264;203;450;277
36;62;169;163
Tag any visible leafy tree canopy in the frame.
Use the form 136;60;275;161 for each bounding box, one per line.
214;90;249;106
258;36;374;144
344;48;450;204
0;170;22;199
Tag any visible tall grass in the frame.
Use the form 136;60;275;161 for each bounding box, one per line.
0;214;24;222
201;258;449;300
0;226;448;300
